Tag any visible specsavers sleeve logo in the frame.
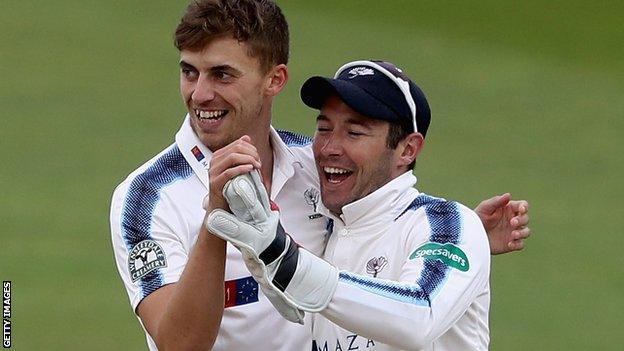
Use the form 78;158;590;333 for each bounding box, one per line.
409;242;470;272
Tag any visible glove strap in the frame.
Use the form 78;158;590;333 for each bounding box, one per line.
272;237;299;291
257;222;300;292
259;222;288;264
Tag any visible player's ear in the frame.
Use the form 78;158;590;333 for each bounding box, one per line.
397;132;424;167
264;64;288;97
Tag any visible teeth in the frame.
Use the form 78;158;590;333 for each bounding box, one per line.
324;167;349;174
195;109;226;119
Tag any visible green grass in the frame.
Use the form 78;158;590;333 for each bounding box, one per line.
1;0;622;349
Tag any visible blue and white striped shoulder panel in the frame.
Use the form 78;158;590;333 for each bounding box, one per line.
120;145;193;299
276;129;312;147
340;194;463;307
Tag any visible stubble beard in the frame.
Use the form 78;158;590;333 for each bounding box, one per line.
322;151;396;215
191;96;268;152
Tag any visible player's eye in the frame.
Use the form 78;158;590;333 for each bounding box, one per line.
316;126;331;133
181;68;198;80
214;70;233;81
348;130;365;137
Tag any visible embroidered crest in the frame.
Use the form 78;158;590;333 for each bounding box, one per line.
366;256;388;277
304;187;322;219
304;188;319;211
128;240;167;282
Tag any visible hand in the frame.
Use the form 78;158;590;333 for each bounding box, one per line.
474;193;530;255
205;136;261;212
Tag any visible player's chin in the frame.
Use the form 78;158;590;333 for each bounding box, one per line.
320;182;355;212
320;195;346;215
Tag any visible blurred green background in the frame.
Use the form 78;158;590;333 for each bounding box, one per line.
1;0;622;349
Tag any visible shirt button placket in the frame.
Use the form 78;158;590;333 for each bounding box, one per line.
335;228;350;268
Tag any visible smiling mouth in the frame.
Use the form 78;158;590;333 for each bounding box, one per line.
323;166;353;184
194;109;228;121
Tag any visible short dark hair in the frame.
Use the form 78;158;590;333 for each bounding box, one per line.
174;0;289;73
386;119;417;170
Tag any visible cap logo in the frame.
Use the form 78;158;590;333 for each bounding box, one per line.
347;67;374;79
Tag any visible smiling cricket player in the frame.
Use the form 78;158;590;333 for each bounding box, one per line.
208;60;492;350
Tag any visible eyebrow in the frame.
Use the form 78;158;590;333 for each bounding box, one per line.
316;114;374;129
178;61;243;76
316;114;329;122
345;117;370;128
210;64;242;76
179;60;195;70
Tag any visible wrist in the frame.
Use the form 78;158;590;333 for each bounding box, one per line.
200;217;227;247
202;194;220;212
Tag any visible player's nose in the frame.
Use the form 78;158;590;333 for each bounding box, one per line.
317;134;343;157
191;75;216;104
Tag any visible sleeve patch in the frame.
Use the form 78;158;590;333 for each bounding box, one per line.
128;240;168;282
410;242;469;272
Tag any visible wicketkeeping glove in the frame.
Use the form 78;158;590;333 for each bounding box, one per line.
205;170;339;324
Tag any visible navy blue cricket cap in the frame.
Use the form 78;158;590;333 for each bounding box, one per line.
301;60;431;136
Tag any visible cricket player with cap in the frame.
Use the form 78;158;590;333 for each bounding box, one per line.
110;1;529;350
207;60;492;350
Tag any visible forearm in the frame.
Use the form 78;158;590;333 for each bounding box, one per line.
152;228;226;350
320;273;442;350
321;269;489;350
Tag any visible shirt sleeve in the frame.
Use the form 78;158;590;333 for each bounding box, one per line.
320;202;490;350
110;179;190;312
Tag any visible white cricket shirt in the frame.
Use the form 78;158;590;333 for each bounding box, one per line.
313;172;491;351
110;115;327;351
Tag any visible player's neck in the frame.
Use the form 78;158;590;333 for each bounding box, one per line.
256;134;274;196
250;105;274;195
